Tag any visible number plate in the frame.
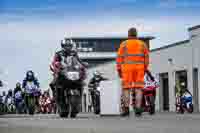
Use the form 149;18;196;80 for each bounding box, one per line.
66;71;80;81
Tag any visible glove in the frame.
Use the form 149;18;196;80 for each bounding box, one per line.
117;69;122;78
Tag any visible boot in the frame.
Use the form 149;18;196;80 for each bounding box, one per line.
134;107;143;117
120;107;129;117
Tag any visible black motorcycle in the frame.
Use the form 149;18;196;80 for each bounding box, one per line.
89;82;101;115
14;91;25;114
24;82;39;115
56;62;86;118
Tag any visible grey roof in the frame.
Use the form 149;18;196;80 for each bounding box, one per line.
188;25;200;31
69;36;155;40
151;40;190;52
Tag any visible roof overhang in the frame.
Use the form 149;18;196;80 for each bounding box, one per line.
188;25;200;31
66;36;155;41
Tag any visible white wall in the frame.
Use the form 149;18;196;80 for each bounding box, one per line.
150;41;193;111
189;27;200;111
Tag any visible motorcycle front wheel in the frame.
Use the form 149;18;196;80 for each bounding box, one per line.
187;104;193;113
148;96;155;115
94;92;100;115
56;88;69;118
27;95;35;115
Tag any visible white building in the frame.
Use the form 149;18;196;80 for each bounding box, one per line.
79;25;200;113
150;25;200;112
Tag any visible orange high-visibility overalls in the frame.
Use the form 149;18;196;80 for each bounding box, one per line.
116;39;149;110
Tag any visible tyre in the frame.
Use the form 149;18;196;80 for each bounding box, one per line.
94;94;100;114
59;111;69;118
179;104;184;114
58;102;69;118
70;112;77;118
0;103;4;115
188;104;193;113
56;88;69;118
149;104;155;115
70;95;81;118
29;106;35;115
28;96;35;115
148;96;155;115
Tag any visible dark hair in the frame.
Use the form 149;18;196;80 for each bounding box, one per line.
128;27;137;37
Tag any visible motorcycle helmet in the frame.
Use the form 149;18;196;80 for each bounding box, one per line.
61;38;73;52
8;89;12;96
26;70;34;81
93;71;100;76
180;82;186;88
93;71;102;78
16;82;21;88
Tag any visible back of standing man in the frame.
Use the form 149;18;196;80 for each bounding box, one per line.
116;27;149;117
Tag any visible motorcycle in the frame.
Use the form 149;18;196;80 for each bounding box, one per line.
132;73;158;115
24;81;39;115
14;91;25;114
6;97;16;114
89;82;101;115
177;93;193;114
142;83;157;115
0;96;6;114
55;58;86;118
40;96;52;114
0;96;5;115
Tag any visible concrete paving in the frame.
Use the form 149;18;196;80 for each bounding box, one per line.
0;112;200;133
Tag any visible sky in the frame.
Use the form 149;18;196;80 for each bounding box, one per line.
0;0;200;91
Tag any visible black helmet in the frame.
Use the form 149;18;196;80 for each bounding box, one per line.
16;82;21;88
8;89;12;96
61;39;73;51
26;70;35;81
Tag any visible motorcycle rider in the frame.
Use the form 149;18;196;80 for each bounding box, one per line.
14;82;25;113
5;89;15;113
88;71;108;114
49;38;87;117
6;89;13;103
88;71;108;87
22;70;40;113
49;39;86;93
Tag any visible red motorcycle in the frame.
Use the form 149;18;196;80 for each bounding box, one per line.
39;96;52;114
142;83;157;114
132;71;158;115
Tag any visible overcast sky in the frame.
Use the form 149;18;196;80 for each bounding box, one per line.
0;0;200;91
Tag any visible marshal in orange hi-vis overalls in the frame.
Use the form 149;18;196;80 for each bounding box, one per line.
116;39;149;110
116;39;149;89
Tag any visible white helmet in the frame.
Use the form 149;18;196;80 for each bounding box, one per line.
61;38;76;50
180;82;185;87
93;71;101;76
